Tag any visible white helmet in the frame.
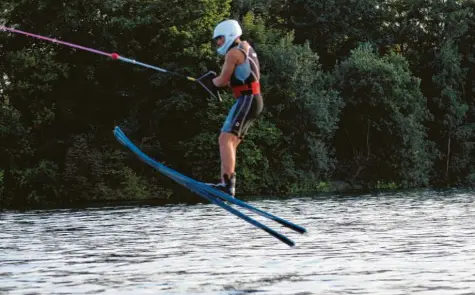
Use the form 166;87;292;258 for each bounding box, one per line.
213;19;242;56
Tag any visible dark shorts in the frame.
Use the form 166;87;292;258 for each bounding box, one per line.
221;94;263;139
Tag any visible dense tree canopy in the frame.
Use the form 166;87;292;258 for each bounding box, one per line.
1;0;474;208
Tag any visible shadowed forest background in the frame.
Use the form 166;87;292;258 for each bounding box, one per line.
1;0;474;208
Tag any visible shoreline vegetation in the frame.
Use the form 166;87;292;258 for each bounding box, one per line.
4;185;472;212
2;180;471;211
1;0;475;209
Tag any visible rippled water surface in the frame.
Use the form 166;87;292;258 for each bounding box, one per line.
1;190;475;294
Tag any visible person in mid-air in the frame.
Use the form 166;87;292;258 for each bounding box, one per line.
206;19;263;196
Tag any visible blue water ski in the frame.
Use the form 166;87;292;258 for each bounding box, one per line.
113;126;306;247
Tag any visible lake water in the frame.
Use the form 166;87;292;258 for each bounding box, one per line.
1;189;474;294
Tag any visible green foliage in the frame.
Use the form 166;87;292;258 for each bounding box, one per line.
8;160;60;206
231;0;275;19
235;118;281;193
430;39;473;184
370;181;401;191
0;102;35;207
62;132;163;202
467;172;475;187
100;166;152;201
257;32;343;191
1;0;231;207
272;0;384;68
334;44;434;187
381;0;475;185
289;179;331;194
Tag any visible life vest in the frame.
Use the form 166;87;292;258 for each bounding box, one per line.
229;42;261;98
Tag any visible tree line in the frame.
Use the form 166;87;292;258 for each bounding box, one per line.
1;0;474;208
